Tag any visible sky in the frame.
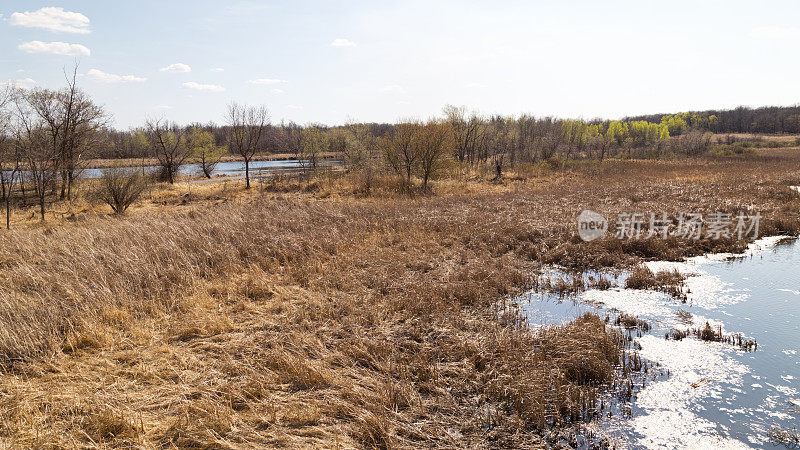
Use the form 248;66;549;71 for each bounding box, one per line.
2;0;799;129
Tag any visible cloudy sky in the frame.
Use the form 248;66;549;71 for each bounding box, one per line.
2;1;799;128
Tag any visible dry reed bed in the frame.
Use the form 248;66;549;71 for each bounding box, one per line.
0;150;798;448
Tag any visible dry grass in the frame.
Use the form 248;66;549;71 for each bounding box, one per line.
0;148;798;447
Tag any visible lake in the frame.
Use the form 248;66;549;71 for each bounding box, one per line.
519;236;800;448
81;159;339;179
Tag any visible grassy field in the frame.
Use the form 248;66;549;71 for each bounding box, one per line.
0;149;798;448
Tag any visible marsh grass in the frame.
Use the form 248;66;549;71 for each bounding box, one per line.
626;266;687;300
0;148;797;446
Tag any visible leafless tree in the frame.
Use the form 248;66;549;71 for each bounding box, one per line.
24;67;107;200
226;103;269;189
59;73;108;198
443;105;482;165
12;94;59;221
344;121;381;194
145;119;189;184
414;120;452;190
277;122;306;173
380;121;419;188
488;118;516;181
0;87;20;228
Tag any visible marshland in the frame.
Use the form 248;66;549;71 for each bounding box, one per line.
3;3;800;449
2;75;799;447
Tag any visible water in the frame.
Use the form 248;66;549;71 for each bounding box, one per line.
519;236;800;448
81;159;339;179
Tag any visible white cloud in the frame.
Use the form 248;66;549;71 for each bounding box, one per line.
2;78;36;90
18;41;90;56
287;104;302;110
86;69;147;83
749;26;800;39
270;88;284;94
330;38;356;47
211;67;224;72
9;7;90;34
249;78;287;85
159;63;192;73
155;105;172;110
182;81;225;92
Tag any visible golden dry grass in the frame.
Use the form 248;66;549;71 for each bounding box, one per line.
0;149;798;448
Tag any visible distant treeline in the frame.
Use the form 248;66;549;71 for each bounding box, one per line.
626;105;800;134
103;122;394;160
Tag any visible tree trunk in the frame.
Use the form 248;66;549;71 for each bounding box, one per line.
20;177;26;207
1;180;7;230
66;172;74;200
245;159;251;189
39;194;46;222
60;171;67;199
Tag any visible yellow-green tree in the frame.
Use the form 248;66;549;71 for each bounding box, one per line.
661;115;687;136
299;126;327;171
606;121;628;146
187;127;226;178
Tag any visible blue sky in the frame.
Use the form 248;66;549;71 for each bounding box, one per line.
2;1;799;129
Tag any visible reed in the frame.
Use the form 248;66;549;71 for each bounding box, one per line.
0;148;797;446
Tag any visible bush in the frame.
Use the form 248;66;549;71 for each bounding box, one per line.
96;167;150;215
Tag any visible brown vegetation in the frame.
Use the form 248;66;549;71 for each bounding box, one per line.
0;149;797;447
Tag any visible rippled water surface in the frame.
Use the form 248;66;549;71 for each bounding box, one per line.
519;236;800;448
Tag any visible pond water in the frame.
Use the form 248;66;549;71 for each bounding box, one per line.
519;236;800;448
81;159;339;179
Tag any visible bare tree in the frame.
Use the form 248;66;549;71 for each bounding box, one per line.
12;94;59;221
488;118;516;181
380;121;419;189
279;121;304;166
24;67;107;200
226;103;269;189
344;121;381;194
0;87;20;228
414;120;452;190
145;119;189;184
443;105;482;165
59;72;108;199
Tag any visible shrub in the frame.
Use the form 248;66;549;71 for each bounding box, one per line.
96;166;150;215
